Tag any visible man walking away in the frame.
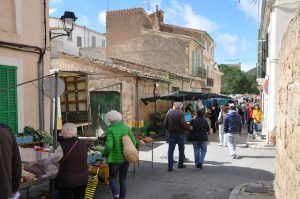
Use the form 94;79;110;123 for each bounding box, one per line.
0;123;22;199
164;102;189;171
224;104;242;159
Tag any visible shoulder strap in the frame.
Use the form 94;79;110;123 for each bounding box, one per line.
60;140;79;165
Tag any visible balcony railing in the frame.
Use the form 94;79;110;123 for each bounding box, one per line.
191;68;207;79
207;77;214;87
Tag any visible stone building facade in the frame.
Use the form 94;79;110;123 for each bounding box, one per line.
275;9;300;199
106;8;222;93
51;53;195;128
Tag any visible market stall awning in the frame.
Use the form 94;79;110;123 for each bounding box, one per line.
141;91;232;105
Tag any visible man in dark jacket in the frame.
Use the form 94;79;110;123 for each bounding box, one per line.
0;123;22;199
224;104;242;159
190;110;210;169
164;102;189;171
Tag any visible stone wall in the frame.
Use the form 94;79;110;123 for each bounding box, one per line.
106;9;191;75
275;11;300;199
80;47;106;61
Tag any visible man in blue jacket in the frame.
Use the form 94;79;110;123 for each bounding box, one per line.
224;104;242;159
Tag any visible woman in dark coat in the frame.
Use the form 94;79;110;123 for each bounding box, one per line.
56;123;88;199
190;110;210;169
210;105;219;133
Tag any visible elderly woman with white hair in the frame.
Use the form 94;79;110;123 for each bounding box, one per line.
101;110;138;199
56;123;88;199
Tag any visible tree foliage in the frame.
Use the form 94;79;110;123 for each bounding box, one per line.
218;64;259;95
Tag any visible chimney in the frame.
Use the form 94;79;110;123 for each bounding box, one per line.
154;5;160;30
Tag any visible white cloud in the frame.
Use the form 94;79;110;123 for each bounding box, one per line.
98;11;106;27
183;5;218;32
242;63;256;71
50;0;62;4
216;33;251;56
77;15;90;26
217;33;238;56
237;0;260;22
165;0;218;33
143;0;162;13
49;8;57;15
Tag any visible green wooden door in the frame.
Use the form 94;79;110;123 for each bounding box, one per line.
90;91;120;131
0;65;18;133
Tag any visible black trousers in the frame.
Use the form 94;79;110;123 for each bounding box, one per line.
59;185;86;199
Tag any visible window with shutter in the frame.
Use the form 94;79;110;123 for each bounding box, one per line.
0;65;18;133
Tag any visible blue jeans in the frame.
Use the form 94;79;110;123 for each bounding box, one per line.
108;162;129;198
192;141;207;165
168;133;185;169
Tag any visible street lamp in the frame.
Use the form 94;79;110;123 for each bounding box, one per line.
50;11;77;40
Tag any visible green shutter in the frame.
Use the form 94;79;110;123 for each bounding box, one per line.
192;50;194;75
198;54;200;77
90;91;120;132
195;51;198;75
0;65;18;133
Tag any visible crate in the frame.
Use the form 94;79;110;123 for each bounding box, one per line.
88;163;109;185
23;136;33;143
99;163;109;184
16;136;23;144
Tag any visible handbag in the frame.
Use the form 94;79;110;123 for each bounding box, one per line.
186;132;192;142
59;140;79;166
217;113;223;124
122;135;139;163
85;166;99;199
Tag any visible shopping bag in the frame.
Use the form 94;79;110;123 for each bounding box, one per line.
85;167;99;199
122;135;139;163
255;123;262;131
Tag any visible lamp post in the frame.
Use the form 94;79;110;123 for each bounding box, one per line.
50;11;77;40
49;11;76;147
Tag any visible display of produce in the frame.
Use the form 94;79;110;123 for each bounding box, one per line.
21;168;36;183
20;148;61;179
88;150;102;164
23;126;53;145
24;163;46;178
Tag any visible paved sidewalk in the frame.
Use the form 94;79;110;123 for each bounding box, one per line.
229;181;275;199
245;135;276;150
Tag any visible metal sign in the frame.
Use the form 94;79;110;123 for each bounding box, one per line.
43;76;65;98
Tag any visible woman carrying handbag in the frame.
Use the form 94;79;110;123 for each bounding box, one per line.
56;123;88;199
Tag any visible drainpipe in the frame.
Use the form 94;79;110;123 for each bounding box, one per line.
38;57;45;131
267;6;281;144
135;78;140;134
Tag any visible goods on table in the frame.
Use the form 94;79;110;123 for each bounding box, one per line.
20;148;61;179
24;163;46;178
21;168;36;183
23;126;53;145
88;150;102;164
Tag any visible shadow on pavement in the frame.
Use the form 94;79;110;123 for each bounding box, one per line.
95;160;274;199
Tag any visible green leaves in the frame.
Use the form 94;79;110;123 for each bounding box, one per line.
218;64;259;95
24;126;53;144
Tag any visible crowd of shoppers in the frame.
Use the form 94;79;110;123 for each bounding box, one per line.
1;98;262;199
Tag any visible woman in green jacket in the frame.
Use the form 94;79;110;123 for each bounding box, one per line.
102;110;138;199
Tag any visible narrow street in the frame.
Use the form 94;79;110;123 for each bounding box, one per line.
95;131;275;199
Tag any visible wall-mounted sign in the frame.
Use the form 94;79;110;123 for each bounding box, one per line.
153;83;160;97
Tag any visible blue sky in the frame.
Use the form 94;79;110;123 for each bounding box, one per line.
49;0;261;71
